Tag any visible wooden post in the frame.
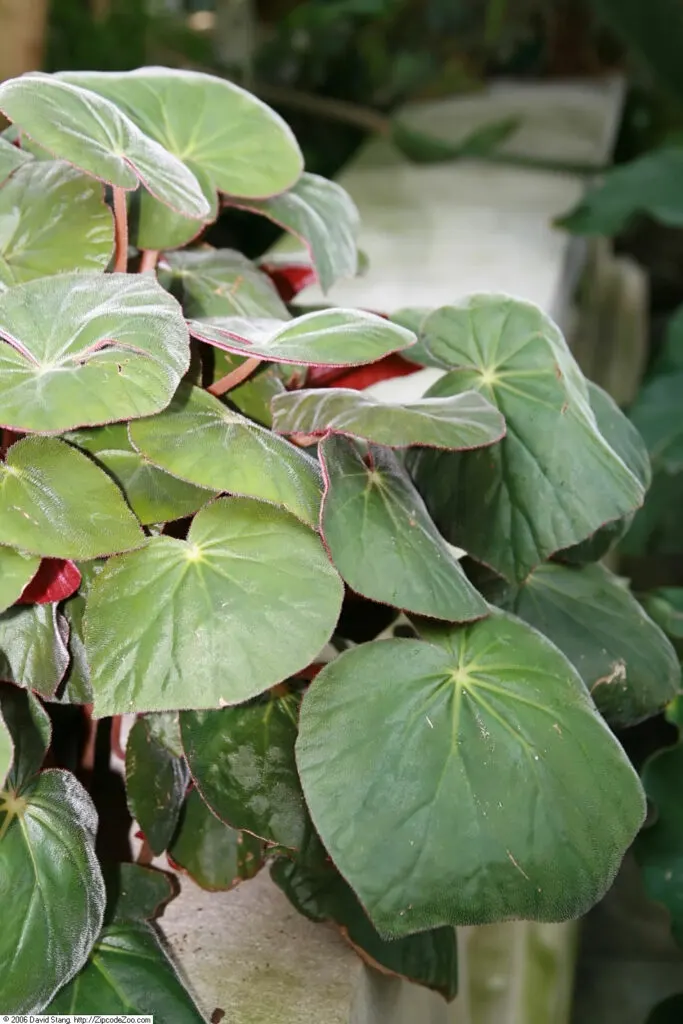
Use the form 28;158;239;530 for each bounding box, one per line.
0;0;49;82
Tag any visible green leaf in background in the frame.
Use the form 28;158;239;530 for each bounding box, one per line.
59;66;303;251
629;370;683;472
319;436;488;621
104;862;175;924
391;115;519;165
558;148;683;236
46;919;204;1021
0;684;51;790
0;437;144;559
0;547;40;613
641;588;683;652
60;587;92;705
0;135;32;184
272;387;505;449
407;296;644;582
231;173;359;293
0;272;190;433
0;161;113;290
190;307;415;366
129;384;322;527
181;691;307;850
296;613;645;937
169;787;263;891
652;304;683;375
0;74;210;222
557;381;651;563
159;247;290;319
647;995;683;1023
0;770;105;1013
634;739;683;948
481;562;680;728
219;356;286;427
0;602;69;698
586;0;683;103
86;497;343;717
126;714;189;856
271;846;458;1000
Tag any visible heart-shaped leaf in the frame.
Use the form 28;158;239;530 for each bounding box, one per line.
0;135;32;184
0;684;51;790
17;559;81;605
271;844;458;1000
189;307;415;366
319;436;488;621
273;386;505;449
129;384;322;527
169;787;263;890
407;296;644;582
0;547;40;612
160;248;290;319
126;715;189;856
481;562;680;728
634;739;683;948
0;769;105;1013
0;437;144;558
558;148;683;236
296;612;645;937
181;691;307;849
0;160;113;290
0;603;69;698
46;919;205;1021
85;497;343;717
629;370;683;473
0;74;210;221
59;67;303;251
0;272;190;433
231;173;359;293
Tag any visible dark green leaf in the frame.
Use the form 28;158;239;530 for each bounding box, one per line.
160;247;290;319
0;547;40;613
232;173;359;293
630;371;683;472
0;437;144;558
0;770;105;1013
190;307;415;366
0;272;190;433
653;304;683;375
126;715;188;856
647;995;683;1023
129;384;322;527
0;602;69;698
408;296;644;582
181;691;307;849
85;497;343;716
319;436;488;620
103;862;175;924
169;787;263;891
273;386;505;449
272;850;458;1000
482;562;680;728
641;588;683;644
0;683;50;790
296;613;645;937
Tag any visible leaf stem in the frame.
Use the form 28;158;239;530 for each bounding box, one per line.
207;357;262;396
138;249;159;274
112;186;129;273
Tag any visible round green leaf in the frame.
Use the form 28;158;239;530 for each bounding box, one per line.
0;437;144;559
0;547;40;613
160;247;290;319
0;160;113;290
126;715;188;856
181;692;307;849
319;436;488;620
234;173;359;293
0;603;69;698
273;386;505;449
483;562;681;728
129;384;322;527
408;295;644;582
169;787;263;891
59;67;303;250
0;770;105;1013
296;613;645;937
0;135;32;184
0;74;210;221
0;272;190;433
190;306;416;366
46;920;205;1021
85;497;343;717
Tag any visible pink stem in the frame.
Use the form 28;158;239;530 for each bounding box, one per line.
207;357;262;396
112;187;129;273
